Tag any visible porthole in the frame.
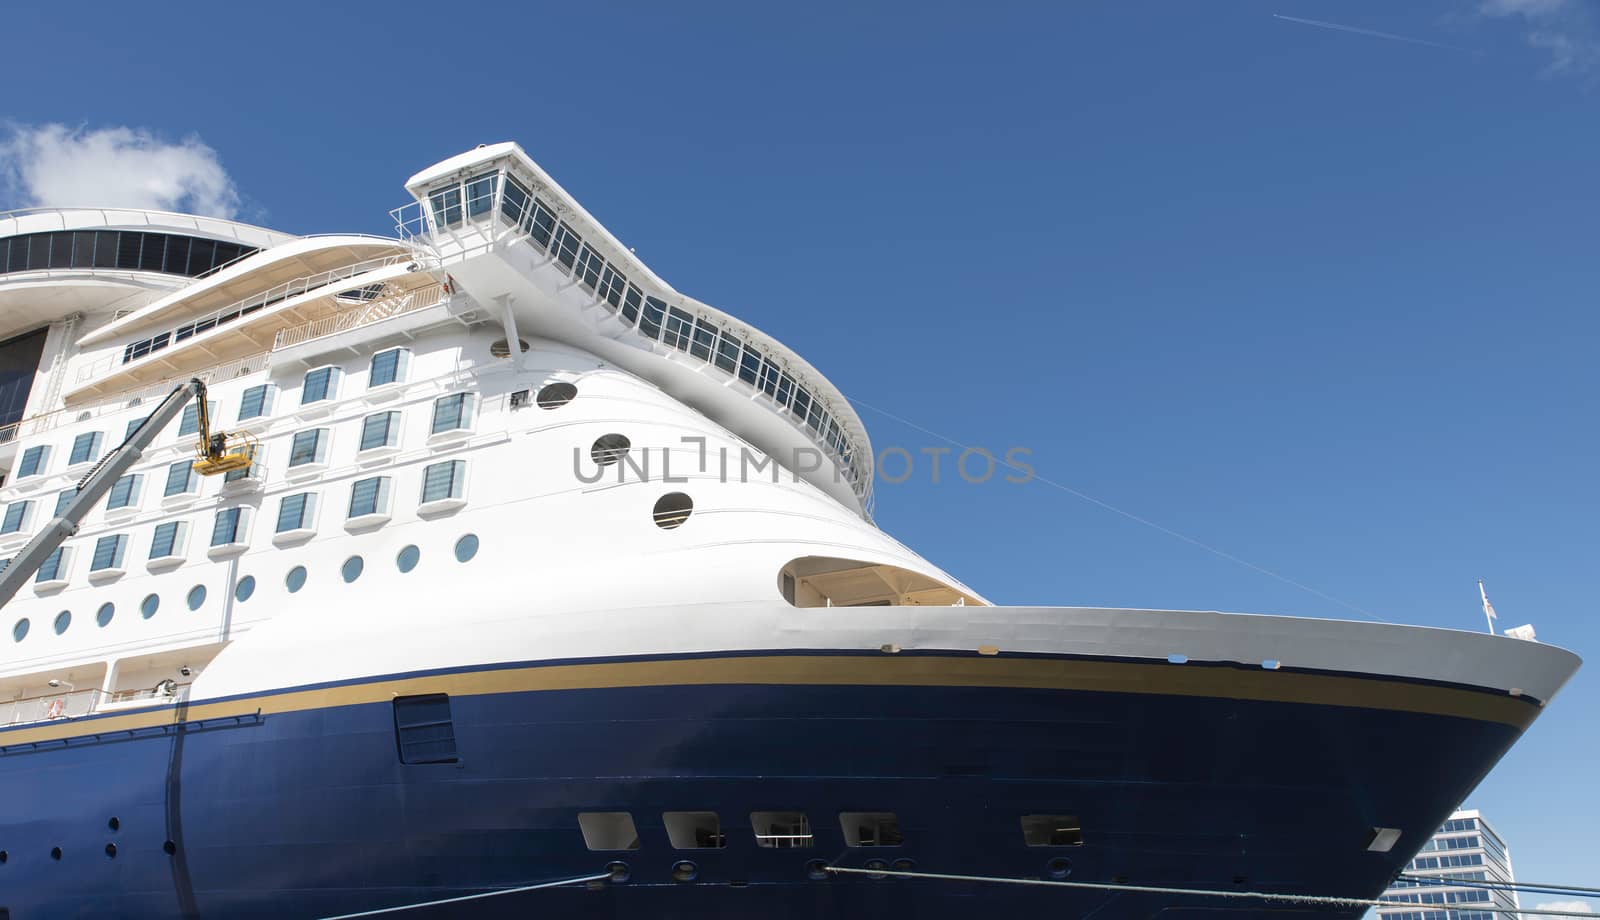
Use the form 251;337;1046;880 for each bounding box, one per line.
186;585;206;611
653;492;693;530
341;556;364;583
536;382;577;409
105;843;117;858
454;534;479;563
490;337;530;358
108;817;120;832
12;618;28;642
51;846;62;861
53;610;71;635
235;575;256;602
285;566;307;593
590;433;630;466
96;603;114;628
397;545;420;573
671;860;698;882
140;594;159;619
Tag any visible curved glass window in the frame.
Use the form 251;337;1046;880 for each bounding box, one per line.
186;585;207;611
0;230;256;279
341;556;364;583
454;534;479;563
53;610;71;635
653;492;694;530
536;382;577;409
235;575;256;602
140;594;159;619
590;434;630;466
12;617;28;642
96;602;115;628
397;545;420;573
285;565;307;593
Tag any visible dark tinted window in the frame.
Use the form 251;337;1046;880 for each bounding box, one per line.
393;694;458;764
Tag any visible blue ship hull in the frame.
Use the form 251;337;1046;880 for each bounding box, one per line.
0;650;1531;919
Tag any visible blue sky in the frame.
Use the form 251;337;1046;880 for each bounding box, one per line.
3;0;1595;903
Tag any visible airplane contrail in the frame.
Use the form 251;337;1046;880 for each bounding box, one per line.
1273;14;1484;55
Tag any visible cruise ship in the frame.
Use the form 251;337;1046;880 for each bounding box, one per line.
0;142;1580;919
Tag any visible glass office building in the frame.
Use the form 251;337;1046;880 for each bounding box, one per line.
1378;809;1520;920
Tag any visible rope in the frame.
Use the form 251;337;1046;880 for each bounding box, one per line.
823;866;1595;917
315;872;610;919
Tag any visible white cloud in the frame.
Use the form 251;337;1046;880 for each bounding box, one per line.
1478;0;1600;76
1535;901;1594;914
0;123;240;218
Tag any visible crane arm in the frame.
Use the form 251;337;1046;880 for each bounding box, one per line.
0;378;207;609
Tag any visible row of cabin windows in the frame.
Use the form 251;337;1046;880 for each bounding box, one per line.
568;810;1086;852
0;461;468;586
8;385;471;497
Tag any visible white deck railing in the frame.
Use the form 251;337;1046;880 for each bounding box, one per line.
272;283;445;351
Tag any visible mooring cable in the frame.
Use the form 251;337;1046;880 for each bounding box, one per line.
315;871;611;919
823;866;1595;917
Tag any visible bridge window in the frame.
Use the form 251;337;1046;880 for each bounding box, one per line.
466;172;498;218
428;184;463;229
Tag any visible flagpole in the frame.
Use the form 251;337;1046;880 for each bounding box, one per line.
1478;579;1496;635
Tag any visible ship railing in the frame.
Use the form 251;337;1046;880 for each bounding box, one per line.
0;687;101;727
104;683;190;706
272;282;445;351
73;252;421;387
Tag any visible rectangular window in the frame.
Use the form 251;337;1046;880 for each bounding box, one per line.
276;492;316;533
430;393;472;435
360;412;401;451
663;812;726;849
125;416;147;441
369;348;409;388
288;429;330;467
752;812;813;849
840;813;903;847
465;171;497;218
17;445;48;477
640;297;666;340
574;244;605;291
54;489;78;516
1;501;33;534
428;184;463;228
577;812;640;851
663;307;695;351
178;401;215;437
223;445;265;483
348;476;391;519
525;199;557;248
393;693;458;764
550;223;581;269
91;534;128;572
238;383;274;420
164;460;198;497
714;334;742;374
301;366;340;405
149;521;184;560
690;322;717;361
500;175;530;225
69;431;103;465
1020;815;1084;847
106;474;142;510
211;507;246;547
620;284;643;325
421;460;466;503
35;546;69;583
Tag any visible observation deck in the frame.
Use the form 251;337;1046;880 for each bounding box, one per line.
395;143;874;516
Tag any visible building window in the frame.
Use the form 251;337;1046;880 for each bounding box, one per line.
359;411;401;451
222;445;265;485
164;460;199;497
54;488;79;516
1;500;33;534
90;534;128;572
288;428;330;468
348;476;392;520
35;546;71;584
276;492;317;534
149;521;187;561
210;507;249;548
420;460;466;504
393;693;458;764
17;445;48;478
238;383;275;421
369;348;410;388
69;431;103;465
125;416;148;441
301;366;341;405
178;401;215;437
429;393;474;435
106;473;142;510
